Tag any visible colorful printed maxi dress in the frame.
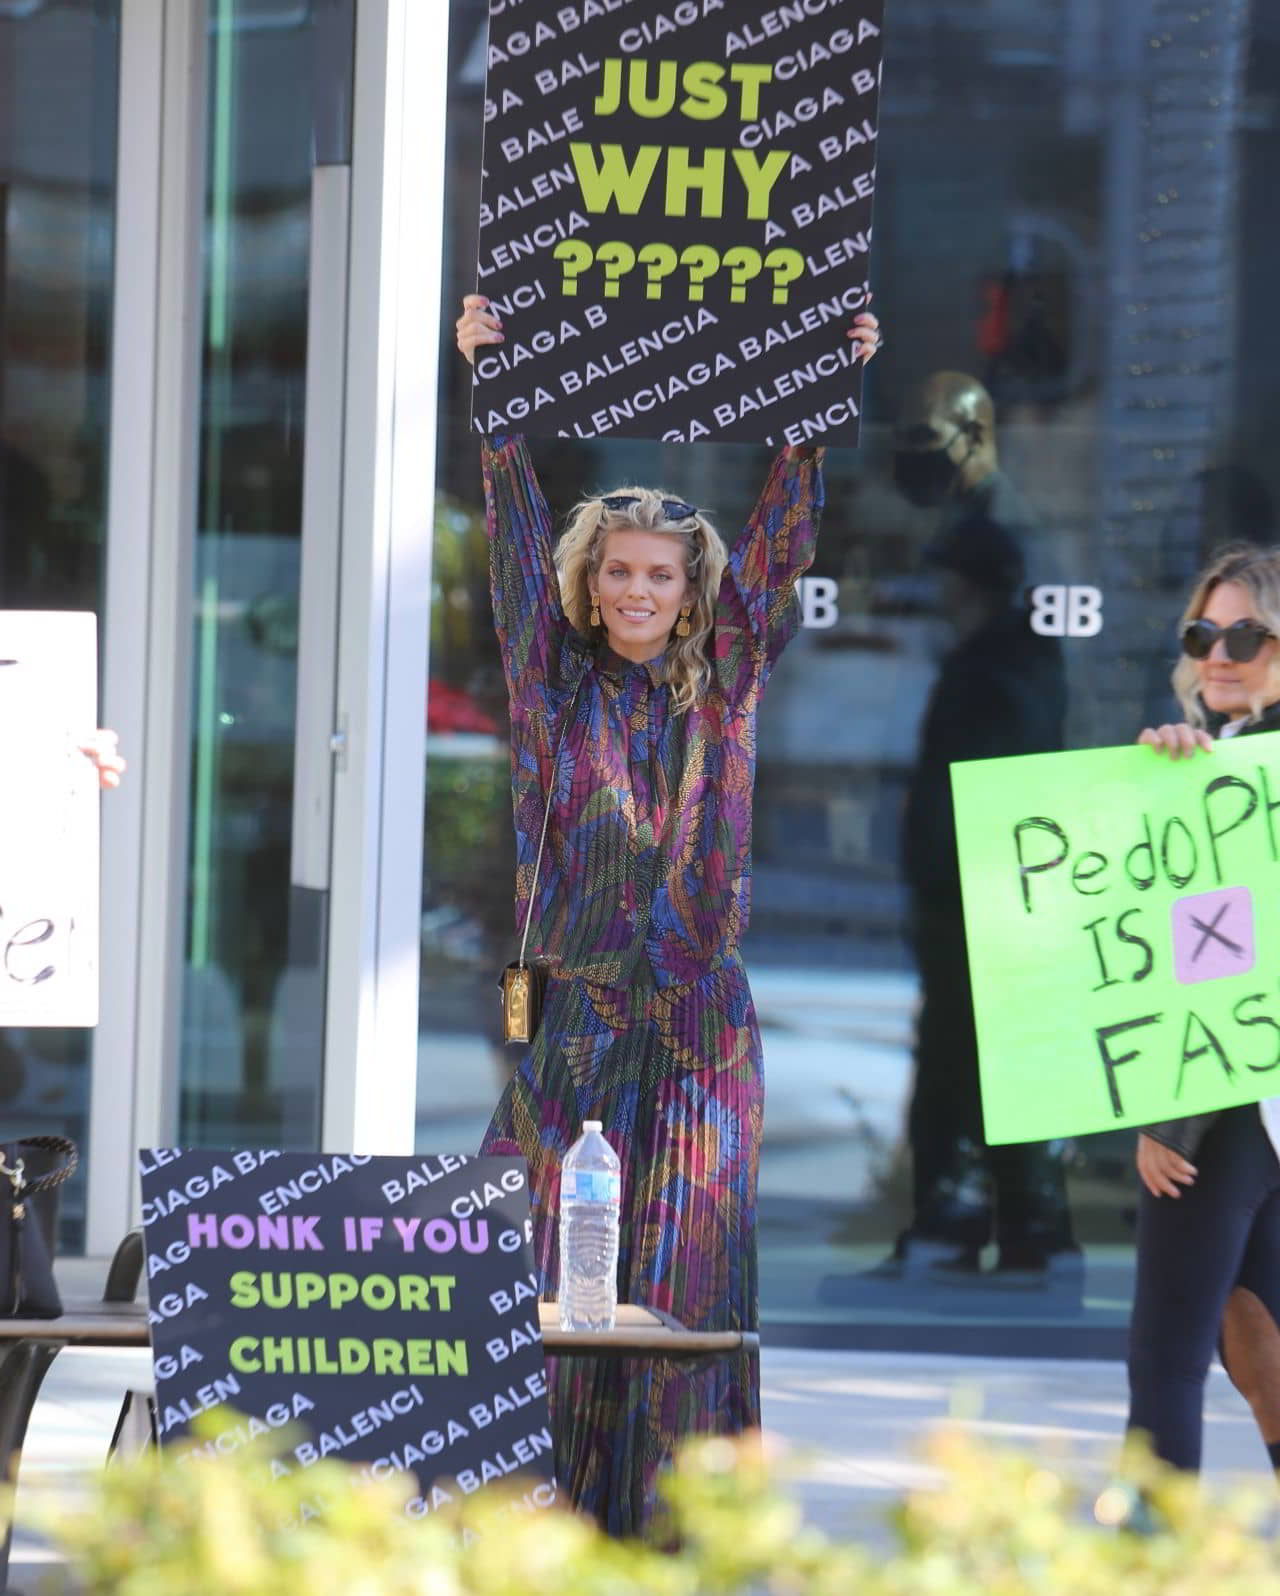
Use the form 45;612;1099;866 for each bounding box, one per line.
479;433;824;1535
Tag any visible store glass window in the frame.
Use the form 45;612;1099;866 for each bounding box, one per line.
0;0;120;1250
419;0;1279;1350
180;0;354;1150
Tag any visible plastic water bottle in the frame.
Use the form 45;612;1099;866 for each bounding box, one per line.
558;1121;621;1332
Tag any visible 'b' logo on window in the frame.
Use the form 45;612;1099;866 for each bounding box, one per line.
800;577;838;629
1029;585;1103;638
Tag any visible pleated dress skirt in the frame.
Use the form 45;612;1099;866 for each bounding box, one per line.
479;950;763;1537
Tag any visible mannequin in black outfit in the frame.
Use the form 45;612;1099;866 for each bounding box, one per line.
890;514;1078;1283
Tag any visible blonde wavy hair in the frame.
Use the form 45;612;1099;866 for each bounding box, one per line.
556;488;728;714
1173;543;1280;725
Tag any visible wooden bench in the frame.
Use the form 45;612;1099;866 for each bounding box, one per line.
0;1231;758;1589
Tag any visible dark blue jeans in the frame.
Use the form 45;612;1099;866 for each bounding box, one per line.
1128;1105;1280;1470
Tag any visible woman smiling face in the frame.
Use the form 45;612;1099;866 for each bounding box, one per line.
591;527;692;663
1194;579;1280;718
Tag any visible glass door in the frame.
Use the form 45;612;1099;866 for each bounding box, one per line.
180;0;355;1148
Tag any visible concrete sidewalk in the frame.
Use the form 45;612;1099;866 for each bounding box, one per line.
763;1345;1269;1544
6;1334;1273;1587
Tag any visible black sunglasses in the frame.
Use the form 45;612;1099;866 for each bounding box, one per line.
1181;618;1276;663
600;493;699;522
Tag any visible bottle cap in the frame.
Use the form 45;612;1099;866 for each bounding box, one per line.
583;1120;602;1131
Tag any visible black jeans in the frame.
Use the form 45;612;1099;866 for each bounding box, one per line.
1128;1105;1280;1470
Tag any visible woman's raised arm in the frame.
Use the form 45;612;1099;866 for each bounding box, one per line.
713;309;878;701
460;296;574;714
714;445;826;703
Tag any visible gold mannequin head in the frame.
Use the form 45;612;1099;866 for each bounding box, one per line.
893;372;999;508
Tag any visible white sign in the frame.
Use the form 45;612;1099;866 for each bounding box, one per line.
0;613;99;1026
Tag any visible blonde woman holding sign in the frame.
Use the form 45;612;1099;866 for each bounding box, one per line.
456;293;879;1534
1129;543;1280;1477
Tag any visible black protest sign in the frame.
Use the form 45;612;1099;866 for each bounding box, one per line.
139;1149;556;1517
474;0;883;446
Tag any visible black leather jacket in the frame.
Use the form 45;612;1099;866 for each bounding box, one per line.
1142;699;1280;1158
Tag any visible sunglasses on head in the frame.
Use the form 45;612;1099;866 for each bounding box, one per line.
1181;617;1275;663
600;493;699;522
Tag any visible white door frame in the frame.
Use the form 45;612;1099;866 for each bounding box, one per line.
89;0;208;1256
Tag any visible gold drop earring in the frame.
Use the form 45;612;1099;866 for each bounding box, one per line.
590;595;601;628
676;605;692;638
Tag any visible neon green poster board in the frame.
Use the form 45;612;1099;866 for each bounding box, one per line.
951;731;1280;1144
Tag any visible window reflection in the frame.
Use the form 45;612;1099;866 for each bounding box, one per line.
0;0;119;1250
181;0;354;1149
423;0;1280;1346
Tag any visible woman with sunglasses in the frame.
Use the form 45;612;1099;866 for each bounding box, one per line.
1128;543;1280;1478
456;293;880;1534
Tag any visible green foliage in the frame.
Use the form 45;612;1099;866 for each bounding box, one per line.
890;1431;1280;1596
21;1420;1280;1596
430;494;491;666
424;753;509;899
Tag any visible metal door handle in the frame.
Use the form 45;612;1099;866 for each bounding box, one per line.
290;163;350;892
